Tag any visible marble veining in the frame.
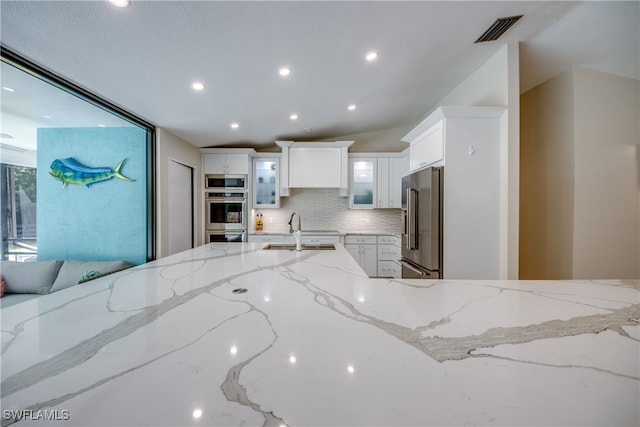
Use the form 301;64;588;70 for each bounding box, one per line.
1;243;638;426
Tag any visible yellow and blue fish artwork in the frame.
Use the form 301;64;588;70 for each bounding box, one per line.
49;157;135;188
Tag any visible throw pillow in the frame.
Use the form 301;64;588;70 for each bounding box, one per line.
50;260;133;292
0;260;64;294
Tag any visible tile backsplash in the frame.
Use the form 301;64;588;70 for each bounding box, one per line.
251;188;402;234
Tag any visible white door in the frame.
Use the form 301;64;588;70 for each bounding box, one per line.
168;160;194;255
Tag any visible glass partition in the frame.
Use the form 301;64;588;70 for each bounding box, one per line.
1;50;155;263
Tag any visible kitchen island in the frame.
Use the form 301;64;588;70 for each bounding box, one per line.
1;243;638;426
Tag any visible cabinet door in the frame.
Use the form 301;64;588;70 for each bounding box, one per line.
203;154;248;175
361;245;378;277
350;158;376;209
345;244;361;265
203;154;228;174
225;154;249;175
388;156;408;208
410;120;443;172
376;158;390;208
253;158;279;208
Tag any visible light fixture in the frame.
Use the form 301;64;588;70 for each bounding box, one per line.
191;81;205;91
108;0;131;8
279;67;291;77
347;365;355;374
289;355;297;364
192;409;203;419
289;114;298;120
230;122;239;129
2;86;15;92
348;104;356;111
365;51;378;62
230;345;238;355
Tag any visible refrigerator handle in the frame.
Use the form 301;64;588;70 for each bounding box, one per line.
407;188;418;250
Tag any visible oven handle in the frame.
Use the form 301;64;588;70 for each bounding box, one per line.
206;197;247;202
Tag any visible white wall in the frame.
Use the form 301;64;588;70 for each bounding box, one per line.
156;128;202;258
520;68;639;279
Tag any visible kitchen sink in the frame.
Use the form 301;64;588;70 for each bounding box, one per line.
263;243;336;251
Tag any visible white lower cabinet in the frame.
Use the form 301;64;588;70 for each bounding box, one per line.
345;235;378;277
377;235;401;278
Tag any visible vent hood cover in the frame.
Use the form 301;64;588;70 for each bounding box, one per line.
475;15;523;43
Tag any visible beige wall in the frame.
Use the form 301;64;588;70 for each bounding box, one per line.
572;68;640;278
520;68;639;279
156;128;203;258
520;71;576;278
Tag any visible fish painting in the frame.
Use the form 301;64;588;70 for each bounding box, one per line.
49;157;134;188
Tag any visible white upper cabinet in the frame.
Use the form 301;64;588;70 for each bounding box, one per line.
253;157;279;208
349;153;408;209
407;120;444;172
201;149;255;175
376;156;409;208
349;158;376;209
275;141;353;196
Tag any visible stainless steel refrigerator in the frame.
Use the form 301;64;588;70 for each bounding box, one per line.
400;166;443;279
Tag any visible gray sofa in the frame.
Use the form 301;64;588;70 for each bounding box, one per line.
0;259;133;308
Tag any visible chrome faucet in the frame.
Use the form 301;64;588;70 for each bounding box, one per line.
288;211;302;233
288;211;302;251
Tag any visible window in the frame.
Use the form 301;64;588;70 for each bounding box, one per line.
1;48;155;263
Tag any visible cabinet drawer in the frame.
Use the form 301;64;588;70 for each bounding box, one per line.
248;234;292;243
344;235;377;245
378;260;400;278
377;235;400;246
377;244;400;261
301;235;341;244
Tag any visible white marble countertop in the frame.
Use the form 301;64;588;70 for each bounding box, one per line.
1;243;639;426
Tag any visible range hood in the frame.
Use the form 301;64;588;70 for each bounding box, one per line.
276;141;354;196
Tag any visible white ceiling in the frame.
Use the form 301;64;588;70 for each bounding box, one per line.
0;1;638;151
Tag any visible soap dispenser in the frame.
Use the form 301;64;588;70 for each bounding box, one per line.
255;212;264;231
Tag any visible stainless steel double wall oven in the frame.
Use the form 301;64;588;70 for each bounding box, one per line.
204;174;248;243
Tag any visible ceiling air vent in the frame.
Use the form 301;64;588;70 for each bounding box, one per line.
475;15;523;43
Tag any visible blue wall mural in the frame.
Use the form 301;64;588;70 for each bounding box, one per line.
37;127;148;264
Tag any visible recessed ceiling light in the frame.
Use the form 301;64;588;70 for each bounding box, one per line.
191;81;205;91
108;0;130;8
230;122;239;129
348;104;356;111
365;51;378;62
279;67;291;77
290;114;298;120
2;86;15;92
